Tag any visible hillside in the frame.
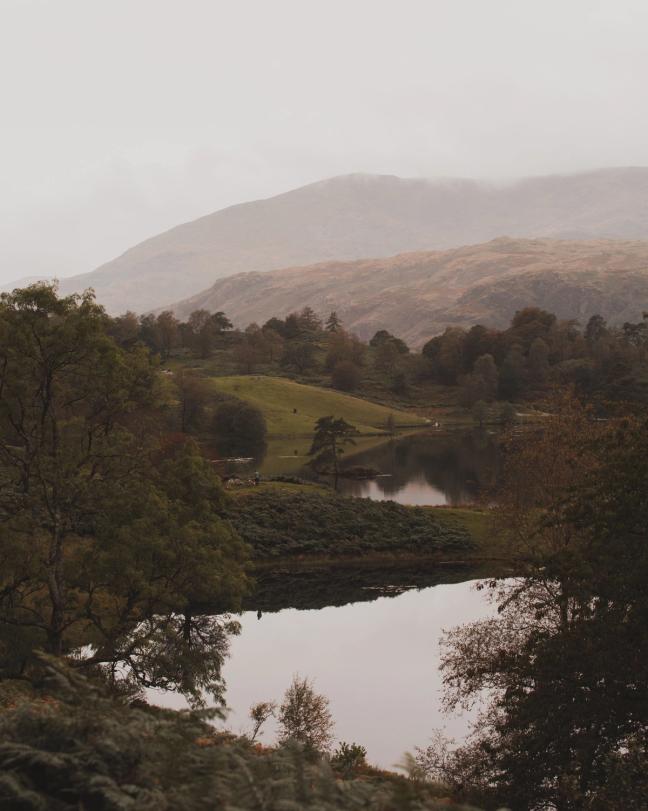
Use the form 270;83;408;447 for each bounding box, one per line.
209;375;423;435
169;237;648;347
26;167;648;314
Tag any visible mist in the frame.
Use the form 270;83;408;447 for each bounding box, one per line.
2;0;648;283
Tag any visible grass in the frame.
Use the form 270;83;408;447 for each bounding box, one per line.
209;375;427;436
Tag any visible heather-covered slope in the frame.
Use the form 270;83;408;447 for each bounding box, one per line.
36;167;648;314
169;237;648;346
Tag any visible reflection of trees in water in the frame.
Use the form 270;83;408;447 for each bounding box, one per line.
246;562;496;612
339;431;501;504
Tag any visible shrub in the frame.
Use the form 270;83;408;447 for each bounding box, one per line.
331;360;362;392
212;398;267;456
331;741;368;775
226;491;474;559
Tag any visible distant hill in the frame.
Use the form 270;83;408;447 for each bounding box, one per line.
17;166;648;314
169;238;648;347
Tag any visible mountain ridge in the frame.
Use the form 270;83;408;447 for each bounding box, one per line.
166;237;648;347
12;166;648;314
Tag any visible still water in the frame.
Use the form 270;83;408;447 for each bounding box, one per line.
226;429;502;507
155;431;503;764
151;574;495;768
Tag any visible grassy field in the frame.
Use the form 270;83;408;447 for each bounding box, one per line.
167;348;465;420
210;375;427;436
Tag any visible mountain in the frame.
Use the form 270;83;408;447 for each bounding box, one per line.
17;166;648;314
168;238;648;347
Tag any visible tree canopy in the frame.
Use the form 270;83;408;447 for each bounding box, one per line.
0;284;249;701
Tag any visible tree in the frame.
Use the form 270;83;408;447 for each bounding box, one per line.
261;326;284;362
472;354;498;401
0;284;248;698
432;396;648;809
584;313;608;346
498;344;526;399
188;309;232;358
528;336;550;386
373;340;401;375
297;306;322;335
459;354;499;408
277;675;334;753
325;311;342;332
325;330;366;371
331;360;362;391
422;328;466;385
262;316;287;337
280;341;317;374
212;399;267;456
233;334;264;374
369;329;409;355
248;700;277;742
108;310;140;347
174;368;212;433
156;311;180;360
308;416;359;479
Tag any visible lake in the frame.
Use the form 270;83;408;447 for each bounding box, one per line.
221;429;502;506
150;566;497;768
150;430;503;766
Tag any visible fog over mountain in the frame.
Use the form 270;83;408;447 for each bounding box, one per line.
15;166;648;315
169;237;648;348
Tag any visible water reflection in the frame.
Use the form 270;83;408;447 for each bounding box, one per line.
151;577;495;768
217;430;502;507
336;431;501;505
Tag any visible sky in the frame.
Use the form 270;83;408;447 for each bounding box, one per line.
2;0;648;284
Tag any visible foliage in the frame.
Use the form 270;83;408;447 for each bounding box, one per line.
0;655;466;810
430;393;648;809
211;398;267;456
0;284;249;700
248;700;277;742
226;491;474;559
308;416;359;476
173;368;214;432
277;675;334;753
331;360;362;391
280;341;318;374
331;742;368;775
422;307;648;407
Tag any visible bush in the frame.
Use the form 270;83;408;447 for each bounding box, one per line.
0;655;469;810
331;360;362;392
226;491;474;559
331;742;368;775
212;398;267;456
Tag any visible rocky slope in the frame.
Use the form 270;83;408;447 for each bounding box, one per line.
169;237;648;347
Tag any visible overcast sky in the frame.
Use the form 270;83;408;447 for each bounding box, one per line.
2;0;648;284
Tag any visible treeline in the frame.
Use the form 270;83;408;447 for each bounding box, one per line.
111;303;648;408
422;306;648;406
109;306;412;394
